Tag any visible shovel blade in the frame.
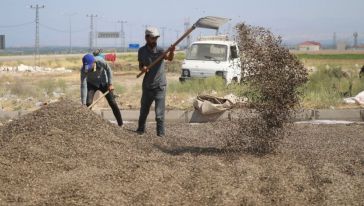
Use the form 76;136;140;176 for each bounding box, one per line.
194;16;230;30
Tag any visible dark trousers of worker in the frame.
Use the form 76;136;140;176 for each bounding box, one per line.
137;86;166;136
86;83;123;126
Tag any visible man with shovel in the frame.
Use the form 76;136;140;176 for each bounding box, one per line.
136;27;175;137
81;53;123;127
135;17;229;136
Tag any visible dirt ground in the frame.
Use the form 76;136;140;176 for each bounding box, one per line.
0;99;363;205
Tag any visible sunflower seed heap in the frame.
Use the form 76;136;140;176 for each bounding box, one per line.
232;23;308;154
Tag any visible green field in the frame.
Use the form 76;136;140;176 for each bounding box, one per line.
296;53;364;60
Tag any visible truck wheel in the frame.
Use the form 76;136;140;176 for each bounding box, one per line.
232;77;240;84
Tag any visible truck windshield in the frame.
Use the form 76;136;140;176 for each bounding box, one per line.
186;44;227;61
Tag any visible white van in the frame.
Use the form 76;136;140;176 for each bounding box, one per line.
179;35;241;84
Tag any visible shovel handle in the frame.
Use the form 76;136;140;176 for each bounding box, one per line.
136;26;196;78
88;90;110;109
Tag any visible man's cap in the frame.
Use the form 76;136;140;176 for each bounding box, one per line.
82;54;95;71
145;27;160;37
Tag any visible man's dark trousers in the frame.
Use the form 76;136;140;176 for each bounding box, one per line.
137;86;166;136
86;83;123;126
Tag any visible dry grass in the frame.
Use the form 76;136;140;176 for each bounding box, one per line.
1;50;364;111
0;73;79;111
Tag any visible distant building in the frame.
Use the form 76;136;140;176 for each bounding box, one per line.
356;44;364;50
336;41;347;50
0;35;4;50
298;41;321;51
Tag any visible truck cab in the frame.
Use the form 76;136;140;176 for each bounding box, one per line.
179;35;241;84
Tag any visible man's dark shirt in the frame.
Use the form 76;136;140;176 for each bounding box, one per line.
138;45;166;89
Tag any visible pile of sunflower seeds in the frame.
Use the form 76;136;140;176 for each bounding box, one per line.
229;23;308;154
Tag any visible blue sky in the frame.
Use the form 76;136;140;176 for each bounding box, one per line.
0;0;363;47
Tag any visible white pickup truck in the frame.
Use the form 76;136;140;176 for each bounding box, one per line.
179;35;241;84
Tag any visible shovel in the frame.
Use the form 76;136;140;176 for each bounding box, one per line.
88;90;109;109
136;16;229;78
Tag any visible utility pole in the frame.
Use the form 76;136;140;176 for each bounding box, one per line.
227;23;232;37
333;32;337;49
353;32;358;49
142;25;149;30
65;13;77;54
175;30;180;39
86;14;97;51
30;4;45;68
117;20;127;52
129;24;133;44
184;18;191;49
160;27;166;48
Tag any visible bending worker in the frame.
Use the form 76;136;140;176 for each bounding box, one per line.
136;27;175;137
81;53;123;127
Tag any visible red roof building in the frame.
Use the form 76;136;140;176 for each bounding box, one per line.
298;41;321;51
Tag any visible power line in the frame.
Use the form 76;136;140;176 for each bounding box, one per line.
39;23;67;33
160;27;166;48
0;22;34;28
39;23;87;33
